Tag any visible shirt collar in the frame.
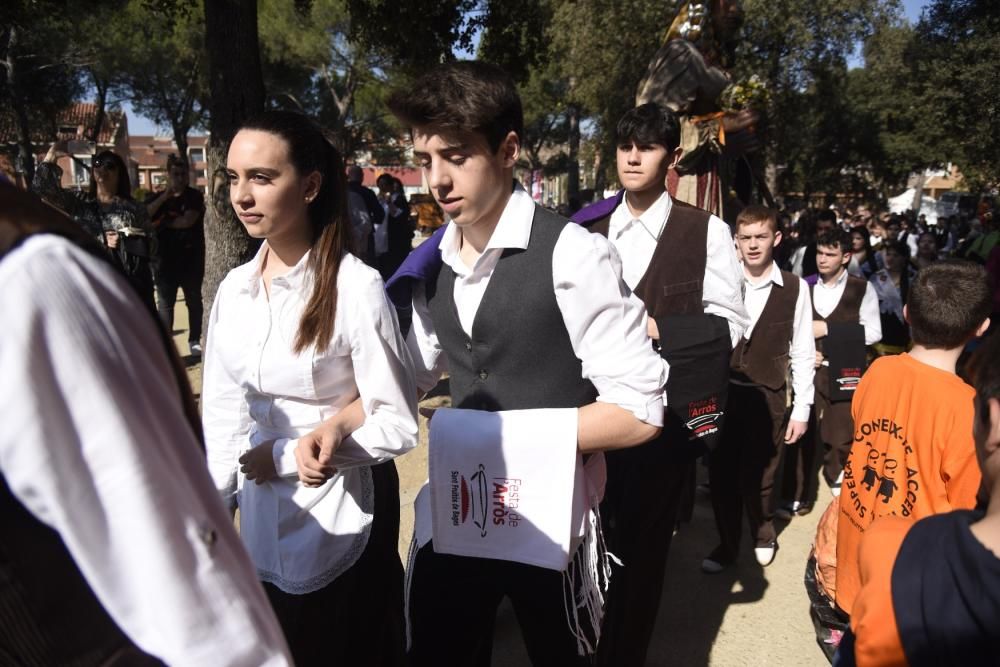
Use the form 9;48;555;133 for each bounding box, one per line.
609;191;672;240
440;183;535;272
817;268;849;290
743;261;783;289
245;241;313;296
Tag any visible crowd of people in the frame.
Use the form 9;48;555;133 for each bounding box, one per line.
2;53;999;667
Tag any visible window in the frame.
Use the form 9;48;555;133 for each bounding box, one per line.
152;172;167;187
188;147;205;163
72;155;91;188
195;169;206;182
59;125;77;135
138;171;146;185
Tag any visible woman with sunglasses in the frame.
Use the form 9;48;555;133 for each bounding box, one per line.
35;144;157;310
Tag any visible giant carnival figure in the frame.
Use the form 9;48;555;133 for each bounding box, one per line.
637;0;764;221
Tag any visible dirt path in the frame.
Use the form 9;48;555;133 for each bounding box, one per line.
177;297;829;667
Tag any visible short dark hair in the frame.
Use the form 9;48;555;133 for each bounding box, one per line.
908;261;991;349
616;103;680;152
386;60;523;153
167;154;187;171
882;238;911;259
817;229;851;254
736;204;779;233
816;209;838;225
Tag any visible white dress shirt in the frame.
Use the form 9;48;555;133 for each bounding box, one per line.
407;186;667;425
811;269;883;345
741;262;816;422
0;235;291;667
607;191;749;347
203;244;418;594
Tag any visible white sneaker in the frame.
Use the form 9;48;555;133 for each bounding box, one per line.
754;541;778;567
189;342;202;356
830;470;844;497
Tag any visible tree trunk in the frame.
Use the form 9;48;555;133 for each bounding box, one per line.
171;121;190;164
89;73;108;145
3;27;35;188
200;0;266;343
566;103;580;202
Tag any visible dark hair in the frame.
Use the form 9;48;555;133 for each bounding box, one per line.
883;238;911;259
970;332;1000;430
908;261;991;349
89;150;132;200
736;204;779;232
386;61;523;153
237;110;351;354
616;103;680;152
850;225;879;274
816;209;838;226
817;229;851;254
167;153;188;171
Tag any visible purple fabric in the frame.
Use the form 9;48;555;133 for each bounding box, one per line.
385;224;447;309
570;190;624;226
805;273;820;286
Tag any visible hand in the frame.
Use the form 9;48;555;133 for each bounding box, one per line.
240;443;277;485
814;351;825;369
722;109;760;134
294;424;343;487
812;321;828;339
104;230;119;249
647;317;660;341
784;419;808;444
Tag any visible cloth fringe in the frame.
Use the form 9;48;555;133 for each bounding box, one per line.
403;531;419;651
562;506;621;656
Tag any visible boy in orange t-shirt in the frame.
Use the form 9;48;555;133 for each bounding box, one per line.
835;261;992;616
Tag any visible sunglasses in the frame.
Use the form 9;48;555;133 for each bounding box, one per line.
92;157;119;170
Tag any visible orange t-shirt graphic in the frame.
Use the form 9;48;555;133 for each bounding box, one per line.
835;353;980;615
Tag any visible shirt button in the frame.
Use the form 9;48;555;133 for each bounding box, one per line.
478;369;488;381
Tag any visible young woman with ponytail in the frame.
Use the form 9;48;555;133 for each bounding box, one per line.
201;110;418;665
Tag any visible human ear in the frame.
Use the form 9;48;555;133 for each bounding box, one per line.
500;131;520;168
976;317;991;338
773;230;782;248
303;171;322;203
903;304;910;325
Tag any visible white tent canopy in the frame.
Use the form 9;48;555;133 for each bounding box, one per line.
888;188;938;225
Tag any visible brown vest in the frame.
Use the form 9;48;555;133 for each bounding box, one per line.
811;274;867;354
587;198;710;316
730;270;800;391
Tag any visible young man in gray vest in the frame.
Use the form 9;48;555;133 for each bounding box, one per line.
781;230;881;514
383;61;668;666
572;103;748;667
702;205;815;573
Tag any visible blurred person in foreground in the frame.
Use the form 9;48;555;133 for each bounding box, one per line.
836;319;1000;667
0;181;290;666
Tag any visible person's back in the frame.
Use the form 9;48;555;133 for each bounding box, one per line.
835;261;992;615
841;330;1000;667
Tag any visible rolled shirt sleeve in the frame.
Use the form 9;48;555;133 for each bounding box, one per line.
789;276;817;422
552;223;668;426
704;215;751;348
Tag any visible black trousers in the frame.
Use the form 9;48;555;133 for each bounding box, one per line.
156;264;203;344
596;314;731;667
708;383;789;558
407;543;591;667
595;437;691;667
263;461;405;667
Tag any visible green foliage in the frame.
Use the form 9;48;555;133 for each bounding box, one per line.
907;0;1000;188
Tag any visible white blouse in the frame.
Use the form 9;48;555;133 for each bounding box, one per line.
203;244;418;594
